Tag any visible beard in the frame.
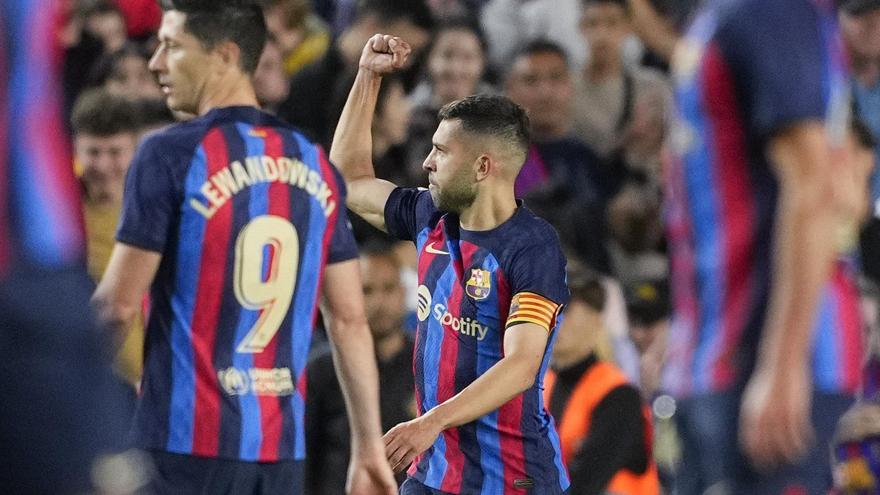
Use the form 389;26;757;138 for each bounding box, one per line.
430;170;478;214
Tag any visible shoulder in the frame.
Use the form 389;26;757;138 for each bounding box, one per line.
137;117;212;162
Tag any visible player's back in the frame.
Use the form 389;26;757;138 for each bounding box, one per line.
118;106;351;462
664;0;861;397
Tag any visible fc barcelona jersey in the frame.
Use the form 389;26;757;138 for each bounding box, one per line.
385;188;570;494
116;106;358;461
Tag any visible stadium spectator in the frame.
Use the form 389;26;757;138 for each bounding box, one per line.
332;34;572;494
277;0;433;147
253;37;291;114
544;263;659;494
72;88;145;387
306;243;416;493
91;1;396;493
89;42;163;101
504;40;612;273
480;0;586;74
263;0;331;78
573;0;671;167
406;18;495;187
606;182;666;285
0;0;134;493
664;0;863;492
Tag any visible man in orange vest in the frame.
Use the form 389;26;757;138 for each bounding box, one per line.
544;262;659;494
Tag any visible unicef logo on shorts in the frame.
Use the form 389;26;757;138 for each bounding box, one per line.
417;285;432;322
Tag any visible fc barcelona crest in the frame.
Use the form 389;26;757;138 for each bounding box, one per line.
466;269;492;300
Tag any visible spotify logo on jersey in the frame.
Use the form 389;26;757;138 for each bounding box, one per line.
417;285;432;321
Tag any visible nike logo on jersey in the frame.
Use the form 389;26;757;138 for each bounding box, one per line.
425;242;449;255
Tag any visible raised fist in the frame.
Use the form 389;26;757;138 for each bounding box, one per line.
359;34;412;76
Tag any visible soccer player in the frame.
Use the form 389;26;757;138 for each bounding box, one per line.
91;1;396;494
0;0;129;493
664;0;863;493
331;34;571;494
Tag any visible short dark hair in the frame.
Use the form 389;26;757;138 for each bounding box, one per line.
159;0;267;74
359;239;402;271
433;17;488;56
438;95;530;159
354;0;434;31
566;260;606;312
516;39;569;66
71;88;141;137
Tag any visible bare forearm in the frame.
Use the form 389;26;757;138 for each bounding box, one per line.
424;355;537;431
760;132;837;370
329;69;382;183
326;319;385;452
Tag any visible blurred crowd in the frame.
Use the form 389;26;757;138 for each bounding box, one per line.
52;0;880;493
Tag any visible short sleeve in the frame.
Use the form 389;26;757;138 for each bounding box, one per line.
115;136;180;252
383;187;438;241
326;180;359;264
717;0;826;138
506;231;569;331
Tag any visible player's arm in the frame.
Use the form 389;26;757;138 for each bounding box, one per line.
320;259;396;495
329;34;411;232
92;243;161;345
740;121;837;467
383;319;550;472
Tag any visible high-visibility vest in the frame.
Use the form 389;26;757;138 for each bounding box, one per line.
544;361;660;495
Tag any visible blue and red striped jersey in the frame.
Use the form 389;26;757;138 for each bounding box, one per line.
0;0;86;278
385;188;570;494
117;106;358;462
664;0;862;397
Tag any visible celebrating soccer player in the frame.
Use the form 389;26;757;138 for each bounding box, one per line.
331;34;571;494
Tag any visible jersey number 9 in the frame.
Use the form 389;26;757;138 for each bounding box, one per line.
233;215;299;353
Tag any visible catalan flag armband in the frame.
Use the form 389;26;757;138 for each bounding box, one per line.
506;292;562;332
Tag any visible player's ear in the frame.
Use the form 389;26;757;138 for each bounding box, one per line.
474;154;492;182
214;40;241;73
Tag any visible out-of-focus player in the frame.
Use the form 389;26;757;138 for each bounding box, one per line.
0;0;130;493
664;0;863;493
91;1;395;493
331;34;571;494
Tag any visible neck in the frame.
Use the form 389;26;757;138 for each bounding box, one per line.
553;348;594;371
375;330;406;363
458;184;517;231
197;75;260;115
585;55;622;82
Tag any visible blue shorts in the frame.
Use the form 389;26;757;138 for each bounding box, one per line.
149;450;303;495
674;389;852;495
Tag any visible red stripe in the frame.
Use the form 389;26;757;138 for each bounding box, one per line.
190;128;231;457
492;268;525;493
438;241;483;493
255;127;288;461
834;264;863;393
702;43;754;389
499;394;526;493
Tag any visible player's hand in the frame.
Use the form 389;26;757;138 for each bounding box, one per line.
346;450;397;495
359;34;411;76
739;363;814;471
383;415;443;473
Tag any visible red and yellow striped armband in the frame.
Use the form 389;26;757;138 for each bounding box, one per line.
505;292;563;332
